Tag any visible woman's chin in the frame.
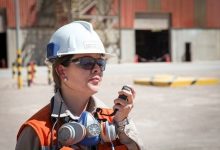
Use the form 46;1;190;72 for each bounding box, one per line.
88;83;100;93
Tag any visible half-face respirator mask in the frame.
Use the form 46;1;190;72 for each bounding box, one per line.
58;111;117;147
57;85;132;148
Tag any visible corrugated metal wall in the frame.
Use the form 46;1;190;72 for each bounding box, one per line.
119;0;220;29
161;0;194;28
0;0;220;29
120;0;147;28
194;0;206;27
206;0;220;28
0;0;36;28
120;0;134;28
148;0;160;12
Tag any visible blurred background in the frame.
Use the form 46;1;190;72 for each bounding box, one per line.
0;0;220;150
0;0;220;68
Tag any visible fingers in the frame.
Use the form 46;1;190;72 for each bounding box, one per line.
114;98;128;106
117;87;134;104
113;86;135;121
113;103;133;112
113;104;133;122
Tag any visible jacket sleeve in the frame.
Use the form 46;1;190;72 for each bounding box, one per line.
16;126;41;150
117;118;145;150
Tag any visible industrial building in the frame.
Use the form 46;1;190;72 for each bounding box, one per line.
0;0;220;68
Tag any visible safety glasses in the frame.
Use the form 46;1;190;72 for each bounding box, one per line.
70;57;106;71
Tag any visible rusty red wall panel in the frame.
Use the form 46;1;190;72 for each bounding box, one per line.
194;0;206;27
120;0;147;29
179;0;194;28
120;0;195;29
111;0;119;15
0;0;7;7
147;0;161;12
120;0;134;28
206;0;220;28
161;0;180;27
0;0;37;28
17;0;37;28
161;0;194;28
20;0;26;27
134;0;147;12
20;0;37;28
29;0;37;27
6;0;15;28
1;0;220;29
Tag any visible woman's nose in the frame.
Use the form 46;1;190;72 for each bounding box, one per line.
91;63;102;74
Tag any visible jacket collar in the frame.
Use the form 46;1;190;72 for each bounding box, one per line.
51;90;107;120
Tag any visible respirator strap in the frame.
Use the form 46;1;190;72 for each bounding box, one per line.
94;108;114;123
50;97;56;124
50;96;64;150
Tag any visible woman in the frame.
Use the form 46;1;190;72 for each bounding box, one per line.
16;21;143;150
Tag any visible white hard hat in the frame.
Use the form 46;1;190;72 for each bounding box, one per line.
46;21;112;62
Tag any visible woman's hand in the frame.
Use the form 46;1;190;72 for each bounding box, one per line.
113;86;136;122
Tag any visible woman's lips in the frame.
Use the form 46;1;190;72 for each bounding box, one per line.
89;76;101;84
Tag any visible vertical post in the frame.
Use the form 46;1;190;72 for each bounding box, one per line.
27;62;31;87
17;49;23;89
185;42;191;62
118;0;121;64
47;65;52;85
12;62;16;79
14;0;23;89
32;61;36;82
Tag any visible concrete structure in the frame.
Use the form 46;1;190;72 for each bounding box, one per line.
171;29;220;62
118;0;220;63
1;0;220;68
121;27;220;63
6;28;54;66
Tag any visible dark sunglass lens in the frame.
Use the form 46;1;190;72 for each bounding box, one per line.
79;58;96;70
97;59;106;71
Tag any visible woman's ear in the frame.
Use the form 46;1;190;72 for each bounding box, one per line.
56;65;67;81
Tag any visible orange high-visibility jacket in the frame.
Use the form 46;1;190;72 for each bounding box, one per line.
17;104;127;150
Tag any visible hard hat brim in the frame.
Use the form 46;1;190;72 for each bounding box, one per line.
45;52;115;65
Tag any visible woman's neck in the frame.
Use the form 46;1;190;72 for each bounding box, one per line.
60;88;91;116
